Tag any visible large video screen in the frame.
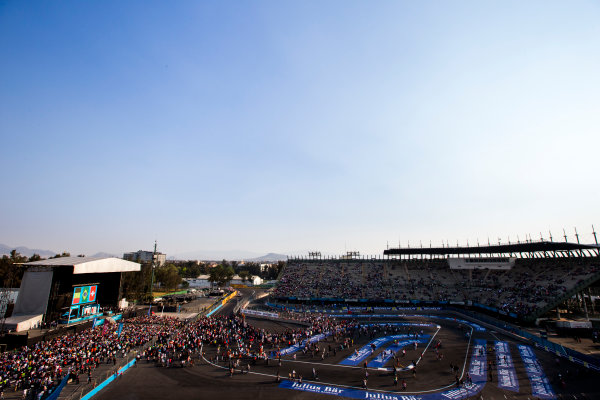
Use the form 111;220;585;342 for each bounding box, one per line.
72;285;98;305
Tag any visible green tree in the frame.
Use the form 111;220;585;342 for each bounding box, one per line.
155;264;182;291
0;250;27;288
223;265;234;286
238;270;250;283
121;262;153;302
10;250;27;263
172;261;206;278
28;254;42;262
50;252;71;259
207;264;235;287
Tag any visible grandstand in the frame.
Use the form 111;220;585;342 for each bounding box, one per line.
277;241;600;323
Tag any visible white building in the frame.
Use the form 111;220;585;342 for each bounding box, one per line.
123;250;166;266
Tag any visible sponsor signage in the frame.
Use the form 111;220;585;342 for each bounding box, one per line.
469;340;487;381
279;340;488;400
494;341;519;392
276;332;330;356
518;345;555;399
241;309;279;318
368;338;429;368
340;334;430;366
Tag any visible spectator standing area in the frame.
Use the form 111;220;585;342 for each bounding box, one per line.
90;310;600;400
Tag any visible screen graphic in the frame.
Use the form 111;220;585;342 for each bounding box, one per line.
72;285;98;305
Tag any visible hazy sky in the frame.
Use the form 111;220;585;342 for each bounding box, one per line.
1;1;599;258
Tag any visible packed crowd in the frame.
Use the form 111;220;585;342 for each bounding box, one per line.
0;309;351;400
140;313;357;371
274;258;600;318
0;315;180;399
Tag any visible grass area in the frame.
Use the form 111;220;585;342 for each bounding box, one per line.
152;290;188;297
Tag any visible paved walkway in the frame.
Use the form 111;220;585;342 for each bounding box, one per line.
544;332;600;358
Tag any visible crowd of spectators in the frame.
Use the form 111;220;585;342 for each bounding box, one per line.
140;313;357;370
0;315;180;399
274;258;600;318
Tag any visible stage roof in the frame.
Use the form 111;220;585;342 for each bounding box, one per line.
21;256;141;274
383;241;600;256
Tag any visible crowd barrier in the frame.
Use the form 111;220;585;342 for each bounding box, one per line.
241;309;279;318
45;374;69;400
204;291;238;317
79;358;137;400
268;301;600;373
274;296;519;318
446;307;600;373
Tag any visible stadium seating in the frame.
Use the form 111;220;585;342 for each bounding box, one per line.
274;258;600;319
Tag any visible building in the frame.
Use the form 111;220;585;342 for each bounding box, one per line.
6;257;140;332
123;250;166;266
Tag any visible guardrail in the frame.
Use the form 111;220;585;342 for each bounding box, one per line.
266;301;600;373
203;291;238;317
449;308;600;372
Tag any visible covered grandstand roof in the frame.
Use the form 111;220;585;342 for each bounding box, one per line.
384;241;600;257
20;256;141;274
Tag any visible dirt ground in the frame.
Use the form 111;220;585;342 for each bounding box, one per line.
93;314;600;400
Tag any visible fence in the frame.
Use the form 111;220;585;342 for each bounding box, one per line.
60;339;156;400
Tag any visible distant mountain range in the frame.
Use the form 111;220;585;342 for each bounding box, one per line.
247;253;287;262
0;244;57;258
0;243;287;262
170;250;288;262
90;252;119;258
0;244;118;259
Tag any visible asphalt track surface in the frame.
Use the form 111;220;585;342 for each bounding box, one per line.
94;312;600;400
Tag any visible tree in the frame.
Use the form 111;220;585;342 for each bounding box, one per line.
121;262;153;302
50;252;71;259
155;264;182;291
172;261;206;278
222;265;234;286
207;264;235;287
9;250;26;263
238;270;249;283
28;254;42;262
0;250;27;288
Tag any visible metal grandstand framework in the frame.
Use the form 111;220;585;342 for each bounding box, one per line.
383;240;600;258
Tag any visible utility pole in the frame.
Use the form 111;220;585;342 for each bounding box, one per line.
150;240;157;301
593;225;599;257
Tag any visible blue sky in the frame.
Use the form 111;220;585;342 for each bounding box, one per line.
1;1;599;258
